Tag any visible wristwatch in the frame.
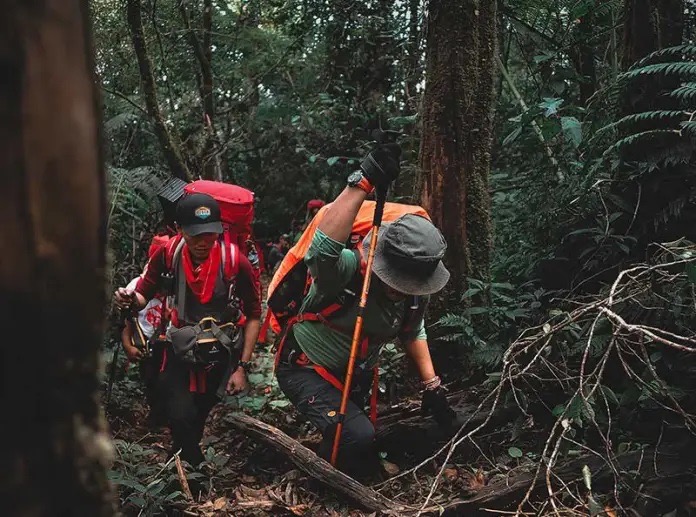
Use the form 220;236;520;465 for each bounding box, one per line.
346;171;374;194
238;360;252;372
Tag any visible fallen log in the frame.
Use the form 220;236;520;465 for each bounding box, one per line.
225;412;413;515
441;443;696;516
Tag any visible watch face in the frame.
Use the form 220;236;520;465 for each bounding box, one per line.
347;171;363;186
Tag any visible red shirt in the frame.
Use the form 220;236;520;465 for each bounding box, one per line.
136;244;262;320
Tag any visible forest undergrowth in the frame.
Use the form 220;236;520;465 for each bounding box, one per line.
104;239;696;516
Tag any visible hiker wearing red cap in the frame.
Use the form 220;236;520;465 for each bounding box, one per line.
114;193;262;466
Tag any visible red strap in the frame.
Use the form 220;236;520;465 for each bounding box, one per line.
160;347;168;373
197;370;207;394
259;311;272;343
189;370;197;392
313;365;344;392
370;366;379;425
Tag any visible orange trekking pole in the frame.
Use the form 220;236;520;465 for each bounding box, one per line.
330;184;388;466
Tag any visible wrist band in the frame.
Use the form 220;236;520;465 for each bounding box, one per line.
422;375;442;391
356;177;374;194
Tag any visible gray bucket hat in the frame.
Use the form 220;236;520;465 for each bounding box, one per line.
363;214;450;296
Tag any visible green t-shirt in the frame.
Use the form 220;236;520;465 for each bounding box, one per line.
292;229;427;375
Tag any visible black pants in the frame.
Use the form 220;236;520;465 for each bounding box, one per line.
141;340;166;425
276;361;378;477
158;349;228;466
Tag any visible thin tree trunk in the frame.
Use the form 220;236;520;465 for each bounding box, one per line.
126;0;191;181
0;1;114;514
419;0;496;299
179;0;222;181
622;0;657;67
405;0;421;111
654;0;684;48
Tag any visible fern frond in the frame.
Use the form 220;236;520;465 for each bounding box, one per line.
670;83;696;103
603;129;683;157
591;110;690;143
678;120;696;137
436;313;469;328
621;62;696;81
632;45;696;69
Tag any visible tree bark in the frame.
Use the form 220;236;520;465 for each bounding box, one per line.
419;0;496;300
0;1;114;515
126;0;191;181
621;0;658;67
654;0;684;48
572;6;597;106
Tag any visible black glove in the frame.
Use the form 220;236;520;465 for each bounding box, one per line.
360;142;401;191
421;386;457;427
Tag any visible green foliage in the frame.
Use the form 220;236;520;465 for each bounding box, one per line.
109;440;186;515
434;279;540;370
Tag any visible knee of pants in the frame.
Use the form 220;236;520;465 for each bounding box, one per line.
166;399;198;425
335;416;375;451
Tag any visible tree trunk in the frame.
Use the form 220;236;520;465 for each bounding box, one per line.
126;0;192;181
179;0;222;181
654;0;684;48
0;1;114;515
621;0;658;67
419;0;496;300
572;6;597;106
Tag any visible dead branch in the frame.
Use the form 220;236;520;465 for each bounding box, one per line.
225;412;413;515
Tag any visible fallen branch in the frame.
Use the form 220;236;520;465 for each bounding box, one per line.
174;451;193;501
225;412;413;515
444;445;696;515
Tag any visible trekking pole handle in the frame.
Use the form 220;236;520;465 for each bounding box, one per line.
373;184;388;227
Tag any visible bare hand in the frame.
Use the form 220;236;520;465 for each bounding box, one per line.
123;343;144;362
113;287;136;311
226;367;249;395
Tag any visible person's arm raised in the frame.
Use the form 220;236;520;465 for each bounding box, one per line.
317;141;402;242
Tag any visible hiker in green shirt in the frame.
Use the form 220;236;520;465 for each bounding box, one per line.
275;141;456;477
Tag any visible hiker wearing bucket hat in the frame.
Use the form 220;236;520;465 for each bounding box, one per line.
274;139;457;477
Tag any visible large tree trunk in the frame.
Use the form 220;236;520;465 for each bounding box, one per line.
0;1;114;515
419;0;496;299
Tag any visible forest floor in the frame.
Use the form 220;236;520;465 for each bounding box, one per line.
104;270;696;517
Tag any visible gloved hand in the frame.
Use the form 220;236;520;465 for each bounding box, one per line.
421;386;457;427
360;141;401;191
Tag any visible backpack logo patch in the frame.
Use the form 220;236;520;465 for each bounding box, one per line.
195;206;211;220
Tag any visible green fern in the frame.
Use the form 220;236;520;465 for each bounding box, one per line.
632;45;696;69
669;83;696;103
603;129;683;157
621;62;696;81
592;110;691;144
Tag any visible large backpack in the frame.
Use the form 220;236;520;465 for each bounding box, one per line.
182;180;262;297
263;200;430;338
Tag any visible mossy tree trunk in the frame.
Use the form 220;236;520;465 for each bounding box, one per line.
0;1;114;515
419;0;496;303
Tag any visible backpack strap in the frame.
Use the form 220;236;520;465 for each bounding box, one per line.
220;234;240;283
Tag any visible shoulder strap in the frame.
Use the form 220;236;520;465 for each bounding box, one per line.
220;234;239;282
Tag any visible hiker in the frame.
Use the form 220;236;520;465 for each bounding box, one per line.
292;199;326;244
266;234;291;274
113;192;262;466
272;143;457;476
120;234;172;426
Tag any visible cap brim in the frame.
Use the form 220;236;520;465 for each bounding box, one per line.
181;221;223;236
364;227;451;296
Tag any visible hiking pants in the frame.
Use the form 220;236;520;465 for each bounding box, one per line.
276;361;378;476
158;348;227;466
